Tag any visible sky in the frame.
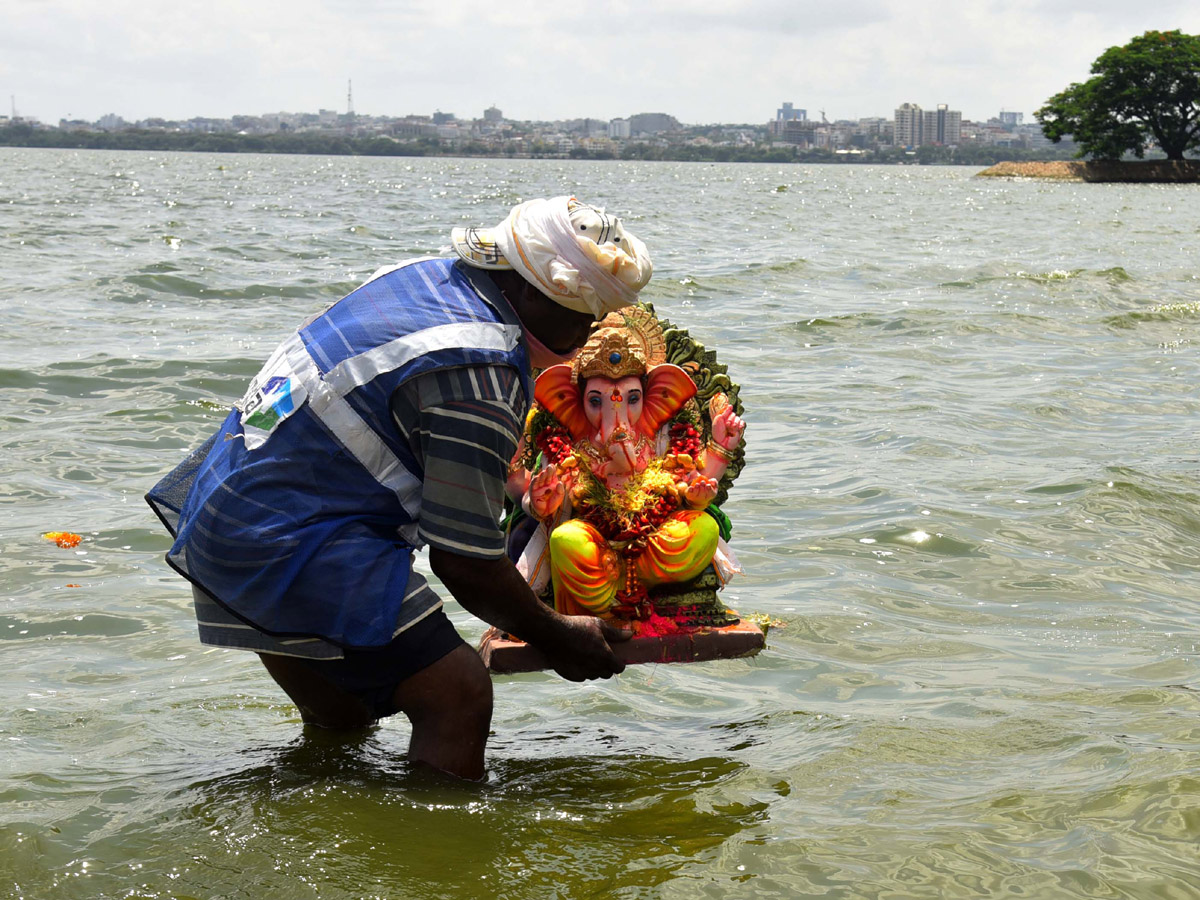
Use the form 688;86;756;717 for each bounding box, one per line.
5;0;1200;127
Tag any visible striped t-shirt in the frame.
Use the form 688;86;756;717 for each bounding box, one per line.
192;363;525;659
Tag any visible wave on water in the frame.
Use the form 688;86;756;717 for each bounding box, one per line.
0;355;266;390
779;309;1004;341
122;272;353;304
1103;300;1200;329
1094;466;1200;538
743;258;810;276
849;524;983;558
782;316;851;334
939;266;1134;289
0;613;146;641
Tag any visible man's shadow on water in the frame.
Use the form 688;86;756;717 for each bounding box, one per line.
173;728;768;895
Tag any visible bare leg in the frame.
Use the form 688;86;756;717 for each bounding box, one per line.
259;643;493;779
258;652;375;730
390;643;494;781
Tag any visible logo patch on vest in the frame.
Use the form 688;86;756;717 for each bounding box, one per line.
236;342;309;450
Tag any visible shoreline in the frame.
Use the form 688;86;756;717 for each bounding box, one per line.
977;160;1200;182
0;126;1077;167
0;144;1076;167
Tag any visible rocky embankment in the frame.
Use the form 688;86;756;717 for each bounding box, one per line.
977;160;1200;182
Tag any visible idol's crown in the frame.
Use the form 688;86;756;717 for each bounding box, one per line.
574;328;648;381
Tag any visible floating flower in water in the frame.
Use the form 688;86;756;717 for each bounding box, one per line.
744;612;788;635
43;532;82;549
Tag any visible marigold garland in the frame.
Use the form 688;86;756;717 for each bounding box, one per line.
570;459;682;546
43;532;82;549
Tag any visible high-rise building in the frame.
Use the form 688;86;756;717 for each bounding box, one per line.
894;103;922;147
941;105;962;145
608;117;631;139
922;104;961;145
998;110;1024;127
483;106;503;123
895;102;960;147
628;112;679;136
776;102;807;122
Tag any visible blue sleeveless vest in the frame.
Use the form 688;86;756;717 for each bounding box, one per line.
146;258;530;648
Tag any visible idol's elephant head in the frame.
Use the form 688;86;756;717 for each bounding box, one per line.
535;363;697;478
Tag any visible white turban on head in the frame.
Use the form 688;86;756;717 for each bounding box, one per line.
451;196;653;318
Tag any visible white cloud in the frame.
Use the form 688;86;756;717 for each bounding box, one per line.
3;0;1200;124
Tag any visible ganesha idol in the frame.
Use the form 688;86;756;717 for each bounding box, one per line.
507;308;746;625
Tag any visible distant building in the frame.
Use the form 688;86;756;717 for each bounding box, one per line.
779;119;817;146
432;110;455;125
231;114;266;133
393;117;437;139
576;119;606;139
923;104;961;146
852;117;890;149
856;117;889;137
185;117;232;133
97;113;126;131
998;110;1024;127
894;102;960;147
483;106;503;123
628;112;679;136
893;103;922;147
1014;123;1053;148
776;102;806;122
608;117;631;139
579;135;617;153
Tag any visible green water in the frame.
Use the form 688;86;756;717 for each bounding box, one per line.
2;148;1199;898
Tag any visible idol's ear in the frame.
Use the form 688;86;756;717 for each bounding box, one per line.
533;365;589;441
639;364;697;437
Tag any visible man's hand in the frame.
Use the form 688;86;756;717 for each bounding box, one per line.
541;616;631;681
429;550;629;682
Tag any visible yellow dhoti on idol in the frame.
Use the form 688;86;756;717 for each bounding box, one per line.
548;509;718;618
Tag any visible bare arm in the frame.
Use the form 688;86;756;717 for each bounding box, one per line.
429;547;629;681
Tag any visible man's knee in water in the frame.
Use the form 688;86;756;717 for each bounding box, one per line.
392;643;494;729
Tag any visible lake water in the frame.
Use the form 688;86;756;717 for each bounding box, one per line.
2;148;1199;899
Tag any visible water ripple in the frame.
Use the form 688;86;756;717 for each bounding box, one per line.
3;150;1200;899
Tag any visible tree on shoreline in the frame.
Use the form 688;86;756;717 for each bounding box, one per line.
1035;30;1200;161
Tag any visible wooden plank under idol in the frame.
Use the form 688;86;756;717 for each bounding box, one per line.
478;620;766;674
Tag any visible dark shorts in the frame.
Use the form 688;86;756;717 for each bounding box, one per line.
289;609;468;720
190;582;466;721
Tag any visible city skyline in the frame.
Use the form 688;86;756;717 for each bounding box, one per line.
18;99;1020;131
5;2;1200;127
9;100;1058;161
